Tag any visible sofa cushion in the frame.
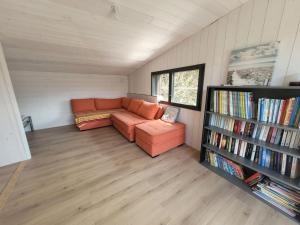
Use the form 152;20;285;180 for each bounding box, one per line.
122;97;131;109
95;98;122;110
111;111;148;141
137;102;159;120
161;106;180;123
128;99;144;114
111;111;148;128
74;109;125;120
71;98;96;113
154;104;167;119
135;119;185;144
76;119;112;131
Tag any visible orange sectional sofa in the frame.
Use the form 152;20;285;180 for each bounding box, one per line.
71;97;185;157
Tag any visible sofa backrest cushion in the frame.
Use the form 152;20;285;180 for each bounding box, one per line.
71;98;96;113
95;98;122;110
122;97;131;109
154;104;168;119
137;102;160;120
128;99;144;114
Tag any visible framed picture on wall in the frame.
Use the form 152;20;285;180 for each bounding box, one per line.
227;41;279;86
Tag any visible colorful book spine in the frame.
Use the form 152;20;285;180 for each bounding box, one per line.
256;97;300;128
211;91;254;119
206;151;244;180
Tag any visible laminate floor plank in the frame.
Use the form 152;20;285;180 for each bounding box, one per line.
0;164;18;192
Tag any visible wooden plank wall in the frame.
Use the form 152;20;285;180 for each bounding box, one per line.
128;0;300;150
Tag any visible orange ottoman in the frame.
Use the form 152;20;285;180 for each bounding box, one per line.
135;120;185;157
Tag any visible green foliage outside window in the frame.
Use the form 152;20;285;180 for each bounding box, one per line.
172;70;199;106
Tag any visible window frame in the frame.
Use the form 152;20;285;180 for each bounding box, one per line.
151;64;205;111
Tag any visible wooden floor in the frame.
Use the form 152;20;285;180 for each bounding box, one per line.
0;125;297;225
0;164;18;193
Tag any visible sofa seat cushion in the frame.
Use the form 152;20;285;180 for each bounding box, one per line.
111;111;149;141
111;111;148;127
135;120;185;157
135;120;185;145
74;109;125;126
77;119;112;131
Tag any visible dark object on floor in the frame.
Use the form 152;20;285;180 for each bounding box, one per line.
22;116;34;132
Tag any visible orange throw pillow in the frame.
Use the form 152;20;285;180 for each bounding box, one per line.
154;104;167;119
128;99;144;114
95;98;122;110
122;97;131;109
71;98;96;113
137;102;160;120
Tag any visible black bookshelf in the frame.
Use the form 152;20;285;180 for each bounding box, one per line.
200;86;300;223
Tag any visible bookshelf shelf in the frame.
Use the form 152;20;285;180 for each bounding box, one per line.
206;111;299;132
202;161;300;223
202;144;300;190
204;125;300;158
200;86;300;223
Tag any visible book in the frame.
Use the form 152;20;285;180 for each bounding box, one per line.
244;172;263;186
284;98;296;126
255;97;300;128
290;157;300;179
209;114;299;150
252;178;300;217
206;151;245;180
281;154;287;176
208;91;300;180
211;91;254;119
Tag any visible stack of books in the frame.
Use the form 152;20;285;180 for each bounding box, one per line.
257;97;300;127
207;130;300;179
209;114;300;149
252;178;300;218
206;151;244;180
210;90;254;119
244;172;264;186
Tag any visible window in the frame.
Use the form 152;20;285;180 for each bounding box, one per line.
151;73;169;101
151;64;205;111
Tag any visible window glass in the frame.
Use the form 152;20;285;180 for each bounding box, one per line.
152;73;169;102
172;69;199;106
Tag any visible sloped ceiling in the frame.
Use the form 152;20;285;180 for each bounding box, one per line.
0;0;248;75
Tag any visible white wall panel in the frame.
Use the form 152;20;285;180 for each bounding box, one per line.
0;43;31;167
128;0;300;150
235;0;254;48
272;0;300;85
247;0;268;45
261;0;286;43
10;71;128;130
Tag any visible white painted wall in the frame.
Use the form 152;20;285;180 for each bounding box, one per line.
0;43;31;167
128;0;300;150
10;71;128;130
